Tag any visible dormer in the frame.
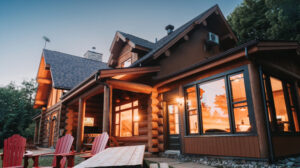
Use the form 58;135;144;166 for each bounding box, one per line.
108;31;155;68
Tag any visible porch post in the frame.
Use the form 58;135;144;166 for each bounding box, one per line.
248;63;270;159
76;97;86;152
103;85;111;133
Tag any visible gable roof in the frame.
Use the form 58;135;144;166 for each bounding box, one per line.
118;31;155;49
43;49;110;90
131;4;237;67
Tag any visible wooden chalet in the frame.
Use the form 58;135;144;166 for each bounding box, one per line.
33;5;300;162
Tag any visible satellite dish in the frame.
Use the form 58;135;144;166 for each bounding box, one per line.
92;46;96;50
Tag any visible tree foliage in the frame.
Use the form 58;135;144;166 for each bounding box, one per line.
227;0;300;44
0;79;39;147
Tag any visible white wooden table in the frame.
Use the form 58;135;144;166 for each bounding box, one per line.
74;145;145;168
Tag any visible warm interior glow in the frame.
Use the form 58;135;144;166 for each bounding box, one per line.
115;100;139;137
176;97;184;105
168;105;179;134
270;77;291;132
230;73;251;132
186;86;199;134
84;117;94;126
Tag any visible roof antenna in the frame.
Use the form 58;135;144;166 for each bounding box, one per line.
155;38;158;43
42;36;50;49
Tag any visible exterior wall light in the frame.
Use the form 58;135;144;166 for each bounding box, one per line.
176;97;184;105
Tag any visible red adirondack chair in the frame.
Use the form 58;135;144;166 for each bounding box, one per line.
31;134;74;168
80;132;109;159
0;134;28;168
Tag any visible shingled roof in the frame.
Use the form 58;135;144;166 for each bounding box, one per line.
43;49;109;90
118;31;155;49
130;4;224;67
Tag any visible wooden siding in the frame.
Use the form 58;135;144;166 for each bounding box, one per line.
117;44;133;68
184;136;260;158
156;27;222;79
47;88;63;108
272;136;300;157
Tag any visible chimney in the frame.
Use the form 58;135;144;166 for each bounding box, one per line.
84;50;103;62
165;24;174;35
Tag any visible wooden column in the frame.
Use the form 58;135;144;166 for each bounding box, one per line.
103;85;110;133
148;89;159;153
76;98;86;152
248;63;270;158
178;85;185;154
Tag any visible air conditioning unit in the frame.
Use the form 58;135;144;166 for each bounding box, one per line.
207;32;219;46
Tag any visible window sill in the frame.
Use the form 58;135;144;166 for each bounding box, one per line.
184;133;257;138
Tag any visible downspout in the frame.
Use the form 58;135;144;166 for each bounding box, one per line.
258;65;275;163
246;47;275;163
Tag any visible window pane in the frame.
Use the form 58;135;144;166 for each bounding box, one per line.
168;105;179;135
134;122;139;136
189;110;199;133
115;125;119;136
120;110;132;137
263;76;276;131
84;117;94;126
292;108;300;132
122;58;132;67
133;109;139;121
120;103;132;110
234;105;251;132
115;106;120;111
230;73;246;102
270;77;291;132
200;79;230;133
133;100;138;106
186;87;197;110
115;113;119;124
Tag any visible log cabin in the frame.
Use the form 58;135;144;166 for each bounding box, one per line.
33;4;300;162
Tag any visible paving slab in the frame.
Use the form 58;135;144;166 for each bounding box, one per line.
145;157;215;168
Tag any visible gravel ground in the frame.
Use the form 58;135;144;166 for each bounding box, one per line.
160;152;300;168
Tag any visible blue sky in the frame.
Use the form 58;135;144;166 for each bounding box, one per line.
0;0;243;86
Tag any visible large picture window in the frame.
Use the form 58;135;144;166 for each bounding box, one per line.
263;74;300;133
185;68;253;135
199;79;230;133
115;100;139;137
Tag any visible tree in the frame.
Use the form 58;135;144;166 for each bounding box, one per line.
227;0;300;44
0;79;39;147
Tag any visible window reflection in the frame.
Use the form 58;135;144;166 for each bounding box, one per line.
200;79;230;133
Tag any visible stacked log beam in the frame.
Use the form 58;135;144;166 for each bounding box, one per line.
148;90;159;153
157;94;165;152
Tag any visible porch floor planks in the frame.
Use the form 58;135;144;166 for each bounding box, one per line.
74;145;145;168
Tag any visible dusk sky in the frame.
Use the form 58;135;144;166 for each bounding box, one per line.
0;0;243;86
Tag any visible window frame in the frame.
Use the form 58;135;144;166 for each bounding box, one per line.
184;66;256;136
260;70;300;135
114;100;139;137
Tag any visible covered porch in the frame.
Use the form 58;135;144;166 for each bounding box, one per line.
60;67;161;152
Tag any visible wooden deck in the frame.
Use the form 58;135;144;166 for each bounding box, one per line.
74;145;145;168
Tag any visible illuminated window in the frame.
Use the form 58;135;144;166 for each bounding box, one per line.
168;105;179;134
199;79;230;133
115;100;139;137
186;86;199;134
84;117;94;126
263;74;300;132
230;73;251;132
121;58;132;68
184;68;253;135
